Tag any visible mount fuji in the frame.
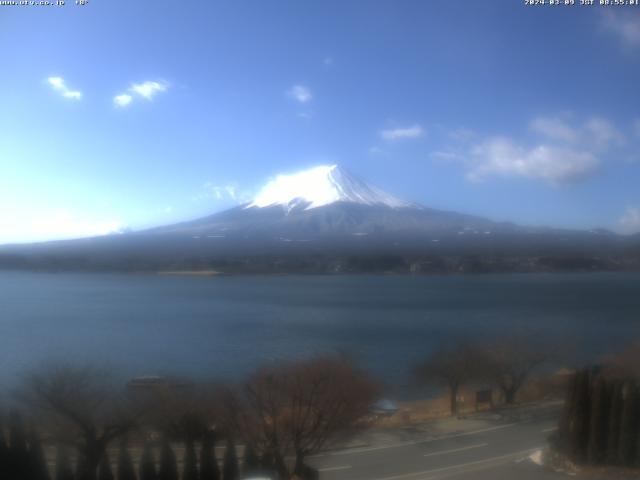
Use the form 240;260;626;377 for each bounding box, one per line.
150;165;501;238
1;165;637;273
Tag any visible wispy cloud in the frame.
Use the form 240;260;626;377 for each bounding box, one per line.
47;76;82;100
618;206;640;234
130;81;168;100
437;115;625;186
0;208;122;244
287;85;312;103
530;116;579;143
114;80;169;107
380;124;424;141
466;138;599;185
530;115;623;151
603;11;640;47
113;94;133;107
193;182;251;204
323;56;334;66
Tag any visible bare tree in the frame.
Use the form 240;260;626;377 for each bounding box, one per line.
414;340;482;415
21;364;142;480
226;355;379;476
480;333;551;404
604;339;640;379
139;380;221;443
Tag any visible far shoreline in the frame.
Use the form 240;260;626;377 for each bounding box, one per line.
156;270;223;277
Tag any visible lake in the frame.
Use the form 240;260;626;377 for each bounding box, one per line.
1;271;639;392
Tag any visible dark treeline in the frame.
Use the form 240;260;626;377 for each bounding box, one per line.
0;413;230;480
0;354;378;480
555;340;640;468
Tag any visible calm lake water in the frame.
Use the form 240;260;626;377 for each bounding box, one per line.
1;271;639;392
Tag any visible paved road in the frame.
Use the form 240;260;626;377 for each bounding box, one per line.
309;407;566;480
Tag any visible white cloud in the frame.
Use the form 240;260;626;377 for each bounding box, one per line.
194;182;250;203
0;208;122;244
113;94;133;107
603;11;640;47
466;138;599;185
380;124;424;141
287;85;312;103
584;117;624;150
530;116;579;143
114;80;169;108
47;76;82;100
130;80;168;100
618;207;640;234
530;115;622;150
435;115;633;186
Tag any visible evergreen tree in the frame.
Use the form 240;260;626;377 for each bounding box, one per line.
98;451;115;480
0;415;9;479
618;381;639;466
221;438;238;480
607;381;623;464
199;433;219;480
29;429;51;480
116;441;137;480
76;451;89;480
54;445;75;480
557;371;578;453
182;439;198;480
569;369;591;463
242;444;260;477
139;443;157;480
9;410;30;480
587;376;610;464
259;451;275;477
158;440;178;480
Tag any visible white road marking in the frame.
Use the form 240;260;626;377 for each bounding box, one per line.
310;423;518;458
318;465;352;472
423;443;488;458
542;427;557;433
374;447;542;480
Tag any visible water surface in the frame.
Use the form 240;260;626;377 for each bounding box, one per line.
1;271;639;391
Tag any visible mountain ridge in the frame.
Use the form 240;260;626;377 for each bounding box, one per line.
1;165;639;273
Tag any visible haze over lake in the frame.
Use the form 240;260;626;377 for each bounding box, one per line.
2;271;639;391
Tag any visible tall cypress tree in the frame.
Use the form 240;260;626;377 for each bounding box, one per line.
587;376;610;464
259;450;274;478
9;410;30;480
242;444;260;477
221;438;238;480
0;415;9;479
54;445;74;480
98;451;115;480
199;433;219;480
139;443;157;480
569;369;591;463
116;441;137;480
607;381;623;464
158;440;178;480
182;439;198;480
29;429;52;480
618;381;639;466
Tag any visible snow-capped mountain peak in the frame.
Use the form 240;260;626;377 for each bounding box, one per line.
245;165;413;210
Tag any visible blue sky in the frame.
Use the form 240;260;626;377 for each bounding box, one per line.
2;1;640;243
